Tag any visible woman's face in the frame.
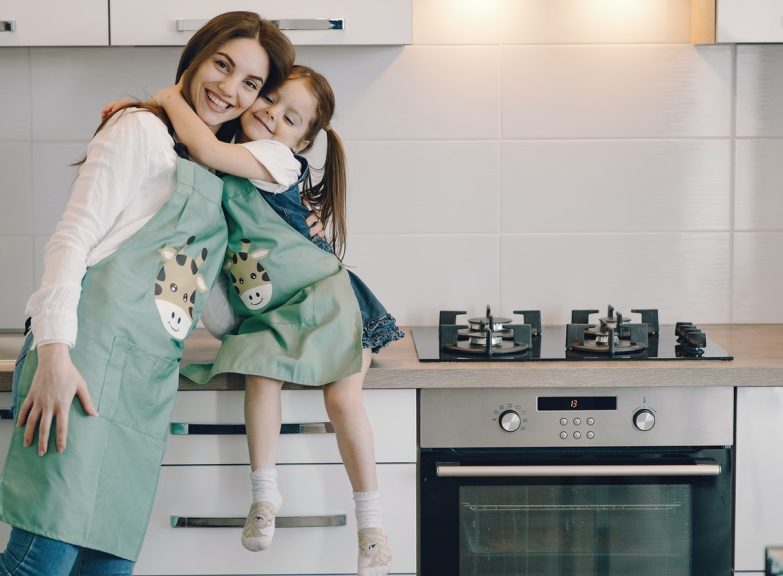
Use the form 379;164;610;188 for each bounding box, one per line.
188;37;270;133
239;77;317;152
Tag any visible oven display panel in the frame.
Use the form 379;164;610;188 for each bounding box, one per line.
537;396;617;411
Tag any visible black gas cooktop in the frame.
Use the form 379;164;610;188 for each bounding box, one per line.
411;306;733;362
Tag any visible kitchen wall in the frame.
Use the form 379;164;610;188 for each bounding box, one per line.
0;0;781;329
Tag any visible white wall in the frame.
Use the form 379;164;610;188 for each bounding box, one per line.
0;0;780;329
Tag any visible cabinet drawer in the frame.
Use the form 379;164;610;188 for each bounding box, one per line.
0;0;107;46
110;0;411;46
164;389;416;465
135;463;416;574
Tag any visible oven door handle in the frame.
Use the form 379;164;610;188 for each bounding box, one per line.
436;462;721;478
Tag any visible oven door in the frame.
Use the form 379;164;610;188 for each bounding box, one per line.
419;447;731;576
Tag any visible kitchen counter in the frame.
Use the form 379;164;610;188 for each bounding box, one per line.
1;324;782;391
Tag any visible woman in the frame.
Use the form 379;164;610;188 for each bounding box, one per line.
0;11;294;575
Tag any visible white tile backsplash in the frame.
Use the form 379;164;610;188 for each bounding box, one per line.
0;2;781;328
735;139;783;231
30;47;180;141
0;237;34;329
0;48;31;141
0;142;32;236
500;233;732;325
345;141;500;234
733;232;783;322
501;140;731;233
737;45;783;138
502;45;732;139
297;46;501;140
343;235;499;327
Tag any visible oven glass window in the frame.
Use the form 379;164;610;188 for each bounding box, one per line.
459;485;692;576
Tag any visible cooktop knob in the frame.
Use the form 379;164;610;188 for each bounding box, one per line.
634;409;655;431
499;410;521;432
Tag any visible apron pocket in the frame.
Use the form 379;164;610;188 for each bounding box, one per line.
99;336;179;441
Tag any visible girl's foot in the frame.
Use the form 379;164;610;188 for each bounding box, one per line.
241;501;277;551
357;527;392;575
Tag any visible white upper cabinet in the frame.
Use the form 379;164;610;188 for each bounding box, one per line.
110;0;411;46
0;0;108;46
692;0;783;44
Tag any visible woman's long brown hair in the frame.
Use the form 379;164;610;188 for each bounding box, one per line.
292;65;348;259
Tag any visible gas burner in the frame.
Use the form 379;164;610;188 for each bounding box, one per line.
438;306;539;357
567;305;649;356
675;322;706;357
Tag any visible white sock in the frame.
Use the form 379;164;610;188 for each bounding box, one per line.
250;467;282;511
353;490;384;530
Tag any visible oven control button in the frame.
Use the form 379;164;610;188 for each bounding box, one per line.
633;409;655;431
560;418;568;426
560;431;568;439
586;431;595;439
499;410;521;432
587;417;595;426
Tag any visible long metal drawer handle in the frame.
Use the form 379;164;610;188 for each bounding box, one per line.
272;19;344;30
176;18;343;32
436;463;722;478
169;422;335;435
170;514;346;528
0;21;15;32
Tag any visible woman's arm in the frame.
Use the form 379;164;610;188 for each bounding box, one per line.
154;86;279;182
20;110;166;453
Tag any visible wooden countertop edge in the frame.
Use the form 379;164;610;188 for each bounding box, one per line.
1;324;782;392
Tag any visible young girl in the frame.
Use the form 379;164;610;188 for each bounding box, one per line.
154;66;403;575
0;12;294;575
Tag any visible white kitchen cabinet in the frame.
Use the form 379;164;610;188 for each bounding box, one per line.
691;0;783;44
136;388;416;575
735;387;783;573
110;0;411;46
0;0;108;46
135;463;415;575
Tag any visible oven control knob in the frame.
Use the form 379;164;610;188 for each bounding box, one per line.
499;410;521;432
633;409;655;431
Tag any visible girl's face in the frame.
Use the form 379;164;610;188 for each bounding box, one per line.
239;77;317;152
188;38;270;133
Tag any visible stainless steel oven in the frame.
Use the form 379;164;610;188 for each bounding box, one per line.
419;387;734;576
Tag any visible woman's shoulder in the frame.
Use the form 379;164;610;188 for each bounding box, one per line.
103;106;174;145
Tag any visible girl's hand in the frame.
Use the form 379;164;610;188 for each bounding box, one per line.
17;343;98;455
152;85;183;106
305;212;325;238
101;98;136;120
302;199;326;238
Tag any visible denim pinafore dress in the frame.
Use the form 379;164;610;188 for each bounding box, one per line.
181;169;364;387
0;158;227;561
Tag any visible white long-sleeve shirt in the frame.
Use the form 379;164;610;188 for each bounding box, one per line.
26;108;178;347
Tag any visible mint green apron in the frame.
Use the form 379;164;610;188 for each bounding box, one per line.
0;158;227;561
181;175;362;387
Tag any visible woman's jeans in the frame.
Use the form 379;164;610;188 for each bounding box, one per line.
3;335;135;574
0;528;134;575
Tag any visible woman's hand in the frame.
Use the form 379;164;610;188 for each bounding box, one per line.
16;343;98;455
